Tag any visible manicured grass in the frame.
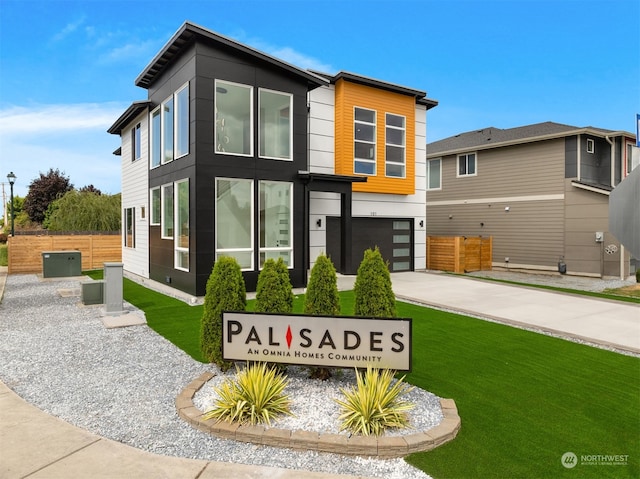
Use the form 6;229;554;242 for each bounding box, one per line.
84;271;640;478
0;244;7;266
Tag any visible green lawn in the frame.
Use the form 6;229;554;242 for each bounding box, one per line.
84;271;640;478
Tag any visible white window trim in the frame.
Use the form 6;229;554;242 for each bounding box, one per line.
586;138;595;154
215;80;254;158
385;113;406;179
258;88;293;161
161;183;174;240
132;123;142;162
124;207;135;249
457;152;478;178
427;158;442;191
150;107;161;169
174;82;190;160
174;178;189;272
259;180;294;269
161;95;174;165
215;178;255;271
150;187;161;225
354;106;376;176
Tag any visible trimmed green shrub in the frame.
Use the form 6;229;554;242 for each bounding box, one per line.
353;246;396;318
335;366;414;436
304;253;340;380
200;256;246;370
202;362;292;426
255;257;294;314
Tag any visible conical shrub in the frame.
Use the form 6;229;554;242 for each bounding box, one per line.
353;246;396;318
255;258;294;314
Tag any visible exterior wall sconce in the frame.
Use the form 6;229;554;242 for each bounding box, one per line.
449;214;453;219
316;218;322;227
504;206;510;212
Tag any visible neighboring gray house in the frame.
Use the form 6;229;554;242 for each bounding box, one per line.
426;121;636;278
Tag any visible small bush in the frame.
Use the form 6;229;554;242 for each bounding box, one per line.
200;256;246;370
0;233;7;244
202;362;292;426
353;247;396;318
255;258;293;314
335;366;414;436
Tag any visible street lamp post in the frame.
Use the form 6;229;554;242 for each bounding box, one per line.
7;171;16;236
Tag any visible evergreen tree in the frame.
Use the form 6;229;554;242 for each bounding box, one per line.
255;257;294;314
353;247;396;318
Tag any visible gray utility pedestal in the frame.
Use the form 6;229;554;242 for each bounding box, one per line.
81;281;104;305
42;251;81;278
104;262;124;315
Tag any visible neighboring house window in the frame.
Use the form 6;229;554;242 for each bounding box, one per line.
132;123;141;162
216;80;253;156
161;184;174;239
216;178;254;269
586;138;595;154
150;108;161;168
457;153;476;177
162;97;174;164
354;107;376;175
427;159;441;190
150;187;161;225
385;113;406;178
259;89;292;160
175;83;190;158
175;179;189;271
124;207;135;248
259;181;293;267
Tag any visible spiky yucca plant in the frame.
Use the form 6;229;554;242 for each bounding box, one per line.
202;362;292;426
335;366;415;436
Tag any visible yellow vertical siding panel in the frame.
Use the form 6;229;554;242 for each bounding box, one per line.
334;79;415;195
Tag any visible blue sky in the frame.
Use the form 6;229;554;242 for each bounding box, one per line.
1;0;638;204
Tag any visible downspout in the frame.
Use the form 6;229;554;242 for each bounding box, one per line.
605;135;624;279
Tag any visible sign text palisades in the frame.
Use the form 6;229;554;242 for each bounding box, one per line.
222;312;412;371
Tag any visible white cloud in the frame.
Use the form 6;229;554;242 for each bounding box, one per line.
269;46;333;73
51;16;87;43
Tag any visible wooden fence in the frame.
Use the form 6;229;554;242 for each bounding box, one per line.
427;236;492;273
7;234;122;274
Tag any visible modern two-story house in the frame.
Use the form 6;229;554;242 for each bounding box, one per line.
426;121;636;278
108;21;437;296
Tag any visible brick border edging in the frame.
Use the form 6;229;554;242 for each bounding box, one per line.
176;372;461;458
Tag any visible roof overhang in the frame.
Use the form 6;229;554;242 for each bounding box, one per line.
298;171;367;184
135;22;328;90
107;101;152;135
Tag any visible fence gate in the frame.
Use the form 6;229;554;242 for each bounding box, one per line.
427;236;492;273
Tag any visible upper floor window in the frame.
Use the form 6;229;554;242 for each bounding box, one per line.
132;123;141;162
457;152;476;177
427;158;441;190
150;82;189;169
259;89;292;160
162;97;174;164
354;107;376;175
150;109;161;168
587;138;595;154
385;113;406;178
216;80;253;156
175;83;189;158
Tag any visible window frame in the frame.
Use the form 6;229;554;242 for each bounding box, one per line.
131;123;142;162
586;138;595;154
259;180;293;269
353;106;377;176
385;113;406;178
215;177;255;271
174;82;189;159
427;158;442;190
174;179;189;271
215;80;254;157
150;108;161;169
124;207;135;249
258;88;293;161
457;152;477;177
161;96;174;165
150;187;161;225
161;183;174;239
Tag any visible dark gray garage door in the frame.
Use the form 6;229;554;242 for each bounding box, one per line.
326;217;413;273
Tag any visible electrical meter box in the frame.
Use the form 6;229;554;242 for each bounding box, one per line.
42;251;81;278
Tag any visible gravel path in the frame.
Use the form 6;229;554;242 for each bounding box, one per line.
0;274;434;479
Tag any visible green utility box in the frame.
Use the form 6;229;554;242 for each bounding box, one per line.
42;251;82;278
82;281;104;305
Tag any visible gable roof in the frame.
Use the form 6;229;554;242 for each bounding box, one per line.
135;21;328;89
107;100;151;135
427;121;634;157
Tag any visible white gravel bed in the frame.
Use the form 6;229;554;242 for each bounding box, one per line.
193;366;443;436
0;274;433;479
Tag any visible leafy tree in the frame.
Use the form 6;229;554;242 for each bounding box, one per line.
304;253;341;379
353;246;396;318
43;191;120;231
79;184;102;195
200;256;246;370
23;169;73;224
255;258;294;314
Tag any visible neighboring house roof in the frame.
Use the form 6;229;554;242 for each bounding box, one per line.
310;70;438;109
135;21;328;90
427;121;634;157
107;101;152;135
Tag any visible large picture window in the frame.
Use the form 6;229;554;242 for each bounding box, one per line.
150;82;189;168
161;184;174;239
354;107;376;175
150;108;161;168
215;81;252;156
162;97;174;164
216;178;254;269
175;83;189;158
259;181;292;267
427;159;441;190
175;179;189;271
124;207;135;248
385;113;405;178
259;89;292;160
